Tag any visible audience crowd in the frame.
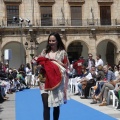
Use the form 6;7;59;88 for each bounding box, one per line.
0;53;120;112
69;53;120;110
0;62;39;103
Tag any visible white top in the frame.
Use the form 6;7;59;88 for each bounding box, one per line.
39;49;70;107
88;59;92;70
25;67;32;75
95;59;104;67
85;73;93;81
114;71;119;78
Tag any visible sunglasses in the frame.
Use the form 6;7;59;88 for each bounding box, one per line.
82;84;86;86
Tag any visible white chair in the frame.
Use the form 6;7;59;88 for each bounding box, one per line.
107;83;120;107
107;90;118;107
69;77;81;94
89;86;95;98
69;78;74;93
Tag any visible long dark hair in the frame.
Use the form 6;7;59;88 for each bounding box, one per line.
45;32;65;53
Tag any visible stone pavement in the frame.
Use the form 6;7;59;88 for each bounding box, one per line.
0;90;120;120
0;93;15;120
71;94;120;120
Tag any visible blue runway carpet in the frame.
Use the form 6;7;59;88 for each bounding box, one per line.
16;89;117;120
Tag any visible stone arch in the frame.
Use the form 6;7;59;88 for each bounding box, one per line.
37;41;47;55
96;38;118;66
96;37;119;53
66;40;89;51
1;41;26;69
66;40;89;63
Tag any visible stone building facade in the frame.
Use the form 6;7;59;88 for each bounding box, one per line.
0;0;120;69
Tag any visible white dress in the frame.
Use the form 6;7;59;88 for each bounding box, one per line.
39;49;70;107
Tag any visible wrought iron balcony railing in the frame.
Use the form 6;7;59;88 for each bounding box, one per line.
0;19;120;27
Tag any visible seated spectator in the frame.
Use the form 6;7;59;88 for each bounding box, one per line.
90;65;105;104
114;86;120;110
1;79;12;94
77;66;94;98
0;80;9;101
0;85;9;102
16;71;29;89
95;65;119;106
18;64;26;80
81;66;96;98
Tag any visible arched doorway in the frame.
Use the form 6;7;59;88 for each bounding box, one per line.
37;41;47;55
67;41;88;63
2;42;26;69
97;40;116;66
106;42;115;66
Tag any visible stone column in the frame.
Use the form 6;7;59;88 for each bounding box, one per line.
116;52;120;64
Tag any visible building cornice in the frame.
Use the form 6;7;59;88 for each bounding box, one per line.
3;0;22;3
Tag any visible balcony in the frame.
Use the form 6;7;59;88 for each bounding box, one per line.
97;0;113;3
0;19;119;27
3;0;22;3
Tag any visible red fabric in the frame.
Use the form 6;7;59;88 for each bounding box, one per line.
62;56;68;65
73;59;85;75
37;57;62;90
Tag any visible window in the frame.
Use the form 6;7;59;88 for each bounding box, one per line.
41;6;52;26
100;6;111;25
7;5;19;26
70;6;82;26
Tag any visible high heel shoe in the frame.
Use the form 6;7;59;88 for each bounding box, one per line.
90;100;97;104
95;96;100;101
99;102;107;106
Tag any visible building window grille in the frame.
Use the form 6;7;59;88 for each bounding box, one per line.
41;6;52;26
100;6;111;25
7;5;19;26
71;6;82;26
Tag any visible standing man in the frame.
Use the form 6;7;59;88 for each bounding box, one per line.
95;54;104;68
84;53;95;71
73;56;85;77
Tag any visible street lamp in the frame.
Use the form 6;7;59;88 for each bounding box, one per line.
12;17;25;64
13;16;31;61
13;17;38;74
24;26;39;74
25;41;39;75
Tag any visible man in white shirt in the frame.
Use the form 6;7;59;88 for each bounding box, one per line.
95;54;104;68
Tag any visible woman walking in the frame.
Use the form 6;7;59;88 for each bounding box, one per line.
34;32;70;120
